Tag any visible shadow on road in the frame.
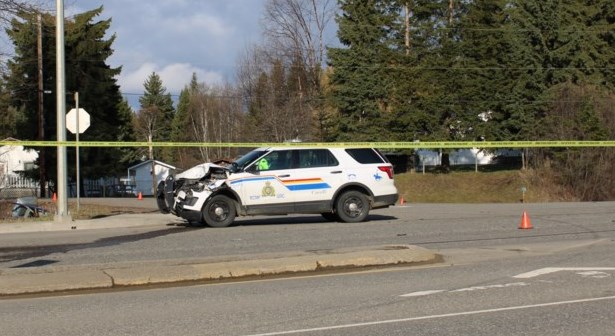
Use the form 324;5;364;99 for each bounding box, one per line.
1;227;185;267
231;214;397;227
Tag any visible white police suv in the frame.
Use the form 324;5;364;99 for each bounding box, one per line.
157;147;398;227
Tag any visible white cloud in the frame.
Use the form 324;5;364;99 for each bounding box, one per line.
66;0;266;99
158;63;225;93
118;62;224;95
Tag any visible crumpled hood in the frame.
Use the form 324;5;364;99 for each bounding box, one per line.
175;163;229;179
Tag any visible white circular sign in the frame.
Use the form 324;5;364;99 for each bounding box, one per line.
66;108;90;134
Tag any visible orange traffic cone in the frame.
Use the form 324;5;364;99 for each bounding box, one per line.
52;193;57;202
518;211;533;229
137;192;143;200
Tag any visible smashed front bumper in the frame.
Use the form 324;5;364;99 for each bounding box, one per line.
156;175;225;223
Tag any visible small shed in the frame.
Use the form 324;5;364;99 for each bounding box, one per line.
127;160;176;196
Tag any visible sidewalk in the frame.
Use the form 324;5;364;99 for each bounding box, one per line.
0;197;170;234
0;212;184;234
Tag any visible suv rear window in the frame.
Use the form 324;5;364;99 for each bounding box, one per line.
298;149;338;168
345;148;387;164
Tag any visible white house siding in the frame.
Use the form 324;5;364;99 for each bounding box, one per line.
128;160;175;196
416;148;521;169
0;143;39;191
0;144;38;176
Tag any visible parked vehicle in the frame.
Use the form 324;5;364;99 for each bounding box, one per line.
157;147;398;227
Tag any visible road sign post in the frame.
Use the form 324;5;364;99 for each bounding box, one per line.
66;94;89;211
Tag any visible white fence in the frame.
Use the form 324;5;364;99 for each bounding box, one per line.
0;174;39;189
0;175;139;199
0;174;39;198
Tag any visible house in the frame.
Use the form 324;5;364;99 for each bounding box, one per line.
127;160;176;196
0;138;39;191
416;148;521;170
0;138;38;176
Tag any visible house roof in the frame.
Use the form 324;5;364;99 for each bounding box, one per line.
128;160;176;170
1;137;20;142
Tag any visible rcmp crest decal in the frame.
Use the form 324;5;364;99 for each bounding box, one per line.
262;182;275;197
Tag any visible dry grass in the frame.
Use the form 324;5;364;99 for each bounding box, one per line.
395;169;573;203
0;200;154;223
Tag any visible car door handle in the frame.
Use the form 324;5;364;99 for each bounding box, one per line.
277;174;290;178
330;171;342;174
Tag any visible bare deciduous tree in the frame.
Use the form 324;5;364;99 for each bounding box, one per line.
185;82;244;163
237;0;337;142
0;1;45;70
0;0;41;26
262;0;335;79
133;106;160;161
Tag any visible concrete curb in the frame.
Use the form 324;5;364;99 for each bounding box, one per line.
0;245;439;296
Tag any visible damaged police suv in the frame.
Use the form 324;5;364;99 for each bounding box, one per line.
157;147;398;227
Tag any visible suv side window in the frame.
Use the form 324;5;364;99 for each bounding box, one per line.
345;148;386;164
262;150;293;170
298;149;338;168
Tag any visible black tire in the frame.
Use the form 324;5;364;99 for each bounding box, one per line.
202;195;236;228
321;212;339;222
156;181;170;214
335;190;369;223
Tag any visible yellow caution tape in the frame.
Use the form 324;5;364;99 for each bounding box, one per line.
1;140;615;148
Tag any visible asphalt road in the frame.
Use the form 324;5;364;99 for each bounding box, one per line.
1;202;615;335
1;202;614;269
1;220;614;335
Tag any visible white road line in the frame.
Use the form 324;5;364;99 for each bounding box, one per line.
244;295;615;336
400;282;529;297
577;271;611;278
450;282;529;292
514;267;615;279
400;290;445;297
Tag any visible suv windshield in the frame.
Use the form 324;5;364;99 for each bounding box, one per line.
231;149;268;172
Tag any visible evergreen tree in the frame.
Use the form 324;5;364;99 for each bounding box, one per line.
327;0;402;141
116;99;138;165
5;7;129;192
504;0;615;140
451;0;512;141
393;1;472;170
0;83;23;139
136;72;175;162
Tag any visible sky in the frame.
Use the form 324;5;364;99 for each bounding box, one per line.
64;0;268;101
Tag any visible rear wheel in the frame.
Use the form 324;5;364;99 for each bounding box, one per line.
335;190;369;223
202;195;236;228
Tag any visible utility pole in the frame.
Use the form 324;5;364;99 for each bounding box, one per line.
75;92;80;211
404;4;411;55
55;0;71;222
37;13;46;198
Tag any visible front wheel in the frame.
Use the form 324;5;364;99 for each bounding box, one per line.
202;195;236;228
156;181;169;214
335;190;369;223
